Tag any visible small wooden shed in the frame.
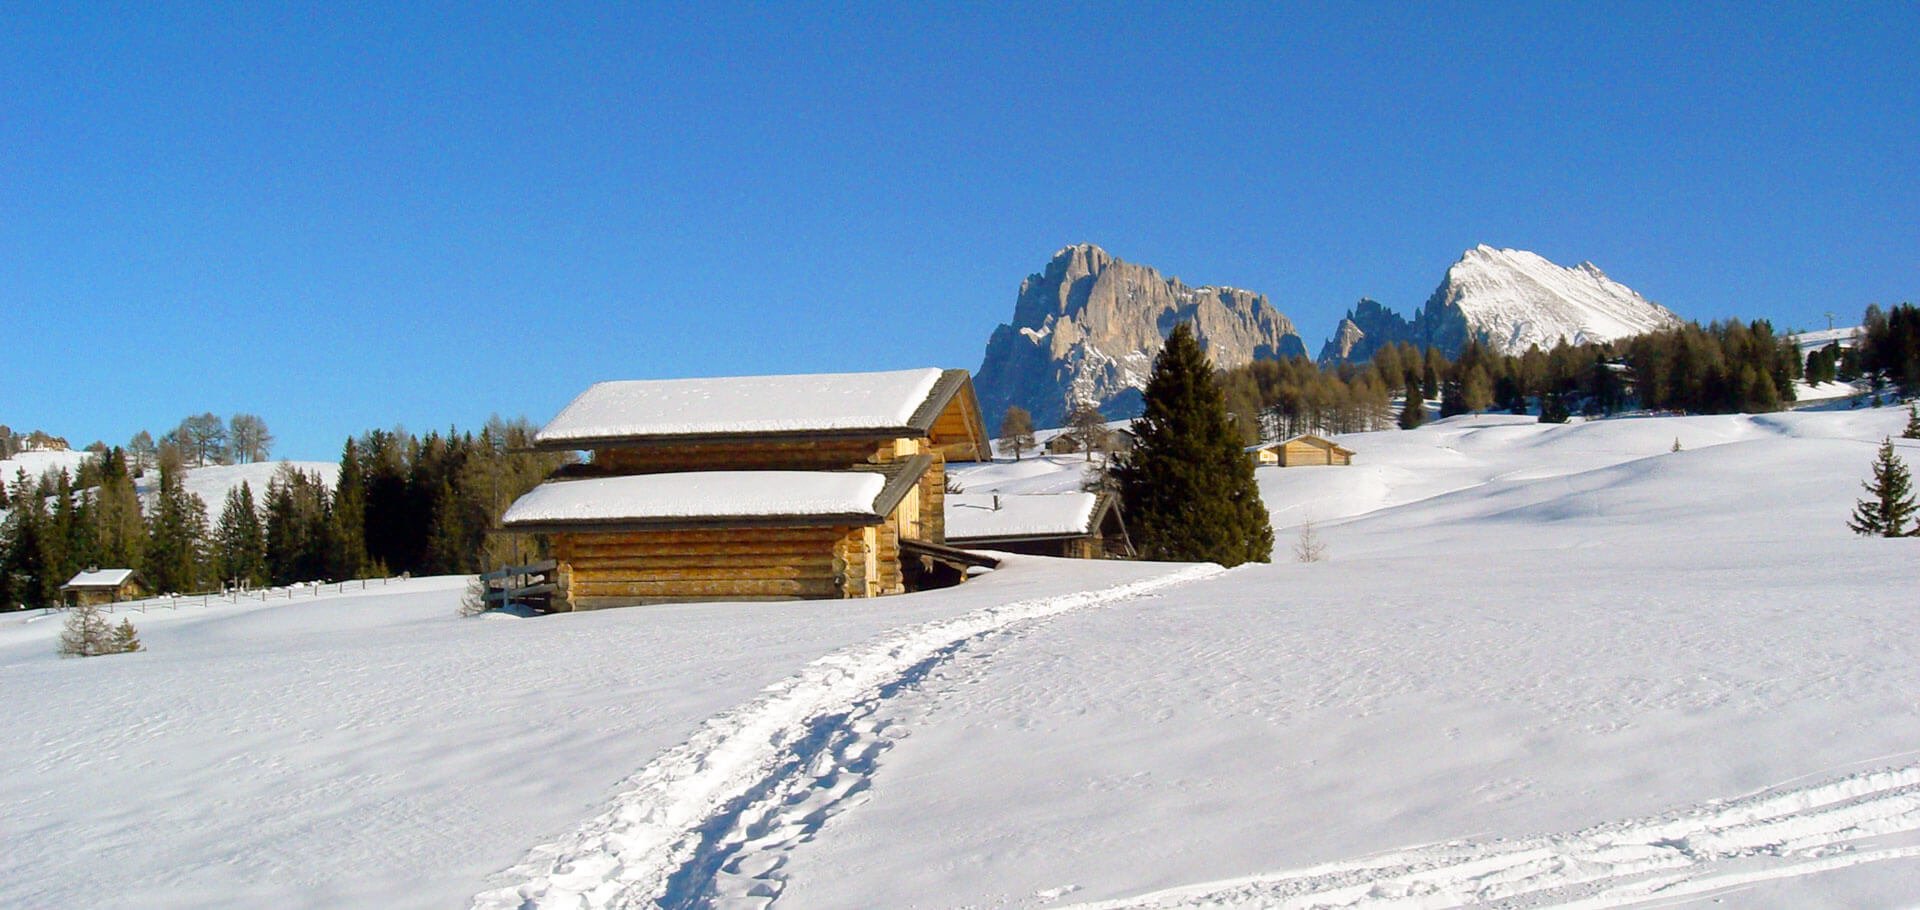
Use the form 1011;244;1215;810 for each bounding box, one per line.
1043;423;1135;457
61;568;149;607
944;492;1133;559
503;367;995;609
1247;434;1355;467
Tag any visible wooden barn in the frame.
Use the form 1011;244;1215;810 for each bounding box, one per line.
60;568;149;607
502;368;995;609
1247;434;1356;467
944;492;1133;559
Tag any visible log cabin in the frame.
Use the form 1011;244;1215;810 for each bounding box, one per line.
502;368;995;609
944;492;1133;559
61;568;149;607
1247;434;1356;467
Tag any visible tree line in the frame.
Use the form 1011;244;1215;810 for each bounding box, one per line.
0;417;567;610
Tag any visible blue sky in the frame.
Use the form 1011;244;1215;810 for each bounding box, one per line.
5;2;1916;458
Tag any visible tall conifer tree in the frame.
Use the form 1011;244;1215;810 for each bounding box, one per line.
263;474;303;585
145;460;209;593
214;482;268;587
92;448;146;570
1849;437;1917;537
1113;323;1273;566
1399;382;1426;429
334;438;369;578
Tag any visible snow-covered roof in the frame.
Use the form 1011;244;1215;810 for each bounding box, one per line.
1247;434;1355;454
946;493;1102;541
534;368;953;447
501;460;931;531
63;568;135;589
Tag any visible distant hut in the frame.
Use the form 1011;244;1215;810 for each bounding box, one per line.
944;492;1133;559
1247;434;1355;467
60;568;149;607
1043;422;1135;457
502;368;995;609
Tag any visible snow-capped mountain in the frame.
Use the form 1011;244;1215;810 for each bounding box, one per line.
975;244;1306;432
1321;245;1682;362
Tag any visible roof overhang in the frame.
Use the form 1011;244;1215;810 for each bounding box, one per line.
500;455;934;535
530;369;992;460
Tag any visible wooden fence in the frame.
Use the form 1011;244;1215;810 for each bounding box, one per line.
33;573;415;617
479;560;557;613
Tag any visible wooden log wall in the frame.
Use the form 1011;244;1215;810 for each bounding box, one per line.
553;521;911;608
555;527;852;608
594;439;888;473
918;453;946;544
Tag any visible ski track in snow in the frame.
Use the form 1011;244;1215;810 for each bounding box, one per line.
470;563;1226;910
1062;762;1920;909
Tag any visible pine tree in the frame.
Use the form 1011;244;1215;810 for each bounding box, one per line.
214;482;268;587
1398;382;1426;430
1462;365;1494;414
91;448;146;570
1849;438;1917;537
1539;391;1571;424
1112;323;1273;566
998;406;1035;461
1904;404;1920;440
145;460;210;593
110;617;142;653
263;473;303;585
426;477;470;575
6;471;58;607
333;438;369;577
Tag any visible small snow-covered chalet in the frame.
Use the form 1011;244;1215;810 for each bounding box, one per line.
945;492;1133;559
1247;434;1355;467
60;568;148;607
501;368;994;609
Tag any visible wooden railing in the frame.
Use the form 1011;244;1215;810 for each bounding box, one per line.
480;559;558;612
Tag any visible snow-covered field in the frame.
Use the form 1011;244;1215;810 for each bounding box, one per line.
6;408;1919;908
0;447;94;488
0;453;337;522
134;459;340;510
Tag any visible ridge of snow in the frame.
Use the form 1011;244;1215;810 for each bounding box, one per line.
63;568;134;587
501;472;886;524
535;368;945;444
946;492;1099;540
1442;246;1681;352
468;563;1225;910
1063;762;1920;908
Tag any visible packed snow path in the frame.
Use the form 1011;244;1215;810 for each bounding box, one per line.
1064;761;1920;908
470;564;1224;910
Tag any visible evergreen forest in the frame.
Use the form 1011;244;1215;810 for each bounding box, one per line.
0;417;568;610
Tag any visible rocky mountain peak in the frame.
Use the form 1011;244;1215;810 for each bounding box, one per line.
1320;246;1681;363
977;245;1307;432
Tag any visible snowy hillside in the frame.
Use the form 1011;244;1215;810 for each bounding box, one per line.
0;447;93;487
135;460;339;510
1429;245;1682;354
5;409;1919;908
1790;325;1863;355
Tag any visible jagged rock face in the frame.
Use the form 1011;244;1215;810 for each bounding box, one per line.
977;244;1307;432
1317;298;1413;363
1318;245;1681;362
